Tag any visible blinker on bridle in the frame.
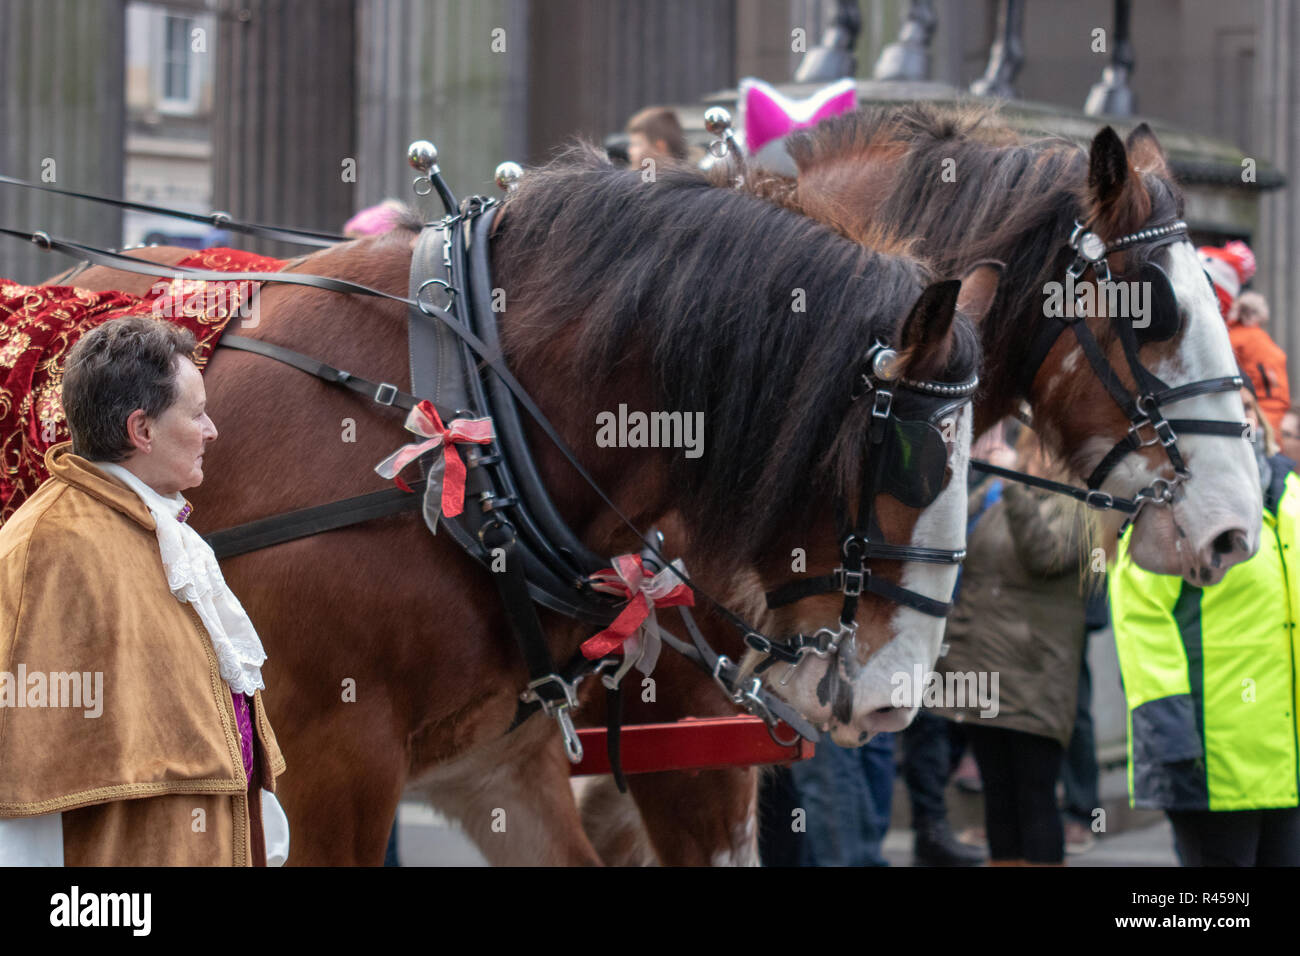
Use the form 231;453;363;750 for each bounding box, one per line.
1010;218;1247;526
743;338;980;680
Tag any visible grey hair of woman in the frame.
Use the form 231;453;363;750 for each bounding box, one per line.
61;317;198;463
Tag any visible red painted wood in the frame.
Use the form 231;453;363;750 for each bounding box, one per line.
570;716;813;776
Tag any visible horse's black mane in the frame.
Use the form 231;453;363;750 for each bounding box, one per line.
489;145;979;551
787;104;1183;401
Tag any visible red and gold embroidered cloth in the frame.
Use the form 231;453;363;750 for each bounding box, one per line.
0;248;285;522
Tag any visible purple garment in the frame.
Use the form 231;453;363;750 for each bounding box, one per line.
230;689;255;785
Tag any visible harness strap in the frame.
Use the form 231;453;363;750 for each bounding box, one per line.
500;607;824;746
1085;418;1247;491
1157;376;1247;406
220;334;423;412
1068;313;1145;421
764;569;952;617
606;684;628;794
203;481;426;559
466;211;610;580
855;542;966;564
673;607;822;742
481;526;565;699
0;173;343;247
970;459;1139;513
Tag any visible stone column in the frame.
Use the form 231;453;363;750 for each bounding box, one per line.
211;0;356;256
0;0;126;283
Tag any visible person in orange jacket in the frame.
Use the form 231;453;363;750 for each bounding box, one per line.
1230;292;1290;434
1200;241;1290;434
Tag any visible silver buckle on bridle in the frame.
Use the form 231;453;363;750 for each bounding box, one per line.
836;566;865;597
1134;474;1184;511
776;619;857;686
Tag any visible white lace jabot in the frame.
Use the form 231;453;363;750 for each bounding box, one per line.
92;460;266;696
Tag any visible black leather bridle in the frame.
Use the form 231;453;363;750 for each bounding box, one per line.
978;218;1248;528
748;340;977;677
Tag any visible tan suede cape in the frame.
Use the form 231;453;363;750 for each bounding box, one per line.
0;442;286;865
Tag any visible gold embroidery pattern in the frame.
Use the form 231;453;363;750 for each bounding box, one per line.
0;248;285;522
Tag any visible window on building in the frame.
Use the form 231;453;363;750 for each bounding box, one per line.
159;13;198;112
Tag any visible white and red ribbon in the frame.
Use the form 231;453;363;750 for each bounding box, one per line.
374;399;494;524
582;554;694;674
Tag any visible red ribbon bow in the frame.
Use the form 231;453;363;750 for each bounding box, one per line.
581;554;694;660
374;399;494;519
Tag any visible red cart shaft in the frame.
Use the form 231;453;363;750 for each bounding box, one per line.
571;716;813;776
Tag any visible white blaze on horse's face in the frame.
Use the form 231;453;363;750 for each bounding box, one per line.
768;404;973;744
1104;241;1261;585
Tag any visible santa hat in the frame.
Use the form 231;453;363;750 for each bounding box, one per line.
1198;240;1256;319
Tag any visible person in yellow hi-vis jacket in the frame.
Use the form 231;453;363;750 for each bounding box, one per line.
1110;387;1300;866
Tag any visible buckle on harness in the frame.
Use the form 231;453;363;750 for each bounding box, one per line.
712;656;778;725
871;387;893;420
520;673;580;710
519;674;584;763
836;567;865;597
1128;415;1177;449
374;382;399;406
1084;490;1114;510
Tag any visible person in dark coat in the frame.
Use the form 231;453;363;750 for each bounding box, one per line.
931;430;1093;865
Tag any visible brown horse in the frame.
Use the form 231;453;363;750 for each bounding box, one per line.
575;106;1263;865
39;146;992;864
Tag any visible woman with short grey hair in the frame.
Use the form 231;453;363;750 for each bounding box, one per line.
0;316;289;866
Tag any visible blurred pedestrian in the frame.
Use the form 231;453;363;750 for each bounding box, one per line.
625;106;689;170
898;420;1022;866
1059;587;1106;855
1199;240;1255;320
932;428;1092;865
901;711;985;865
788;733;896;866
1109;390;1300;866
1281;407;1300;464
1200;241;1290;434
1229;291;1290;434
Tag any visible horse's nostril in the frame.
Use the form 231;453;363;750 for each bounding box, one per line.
872;706;895;716
1212;529;1249;555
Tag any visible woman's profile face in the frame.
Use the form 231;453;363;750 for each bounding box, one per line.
136;358;218;496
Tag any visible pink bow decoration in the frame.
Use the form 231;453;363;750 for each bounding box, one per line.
374;400;493;522
740;77;857;154
582;554;694;668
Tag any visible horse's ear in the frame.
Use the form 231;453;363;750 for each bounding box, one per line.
1124;122;1169;176
1088;126;1130;207
955;260;1003;325
896;278;961;379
